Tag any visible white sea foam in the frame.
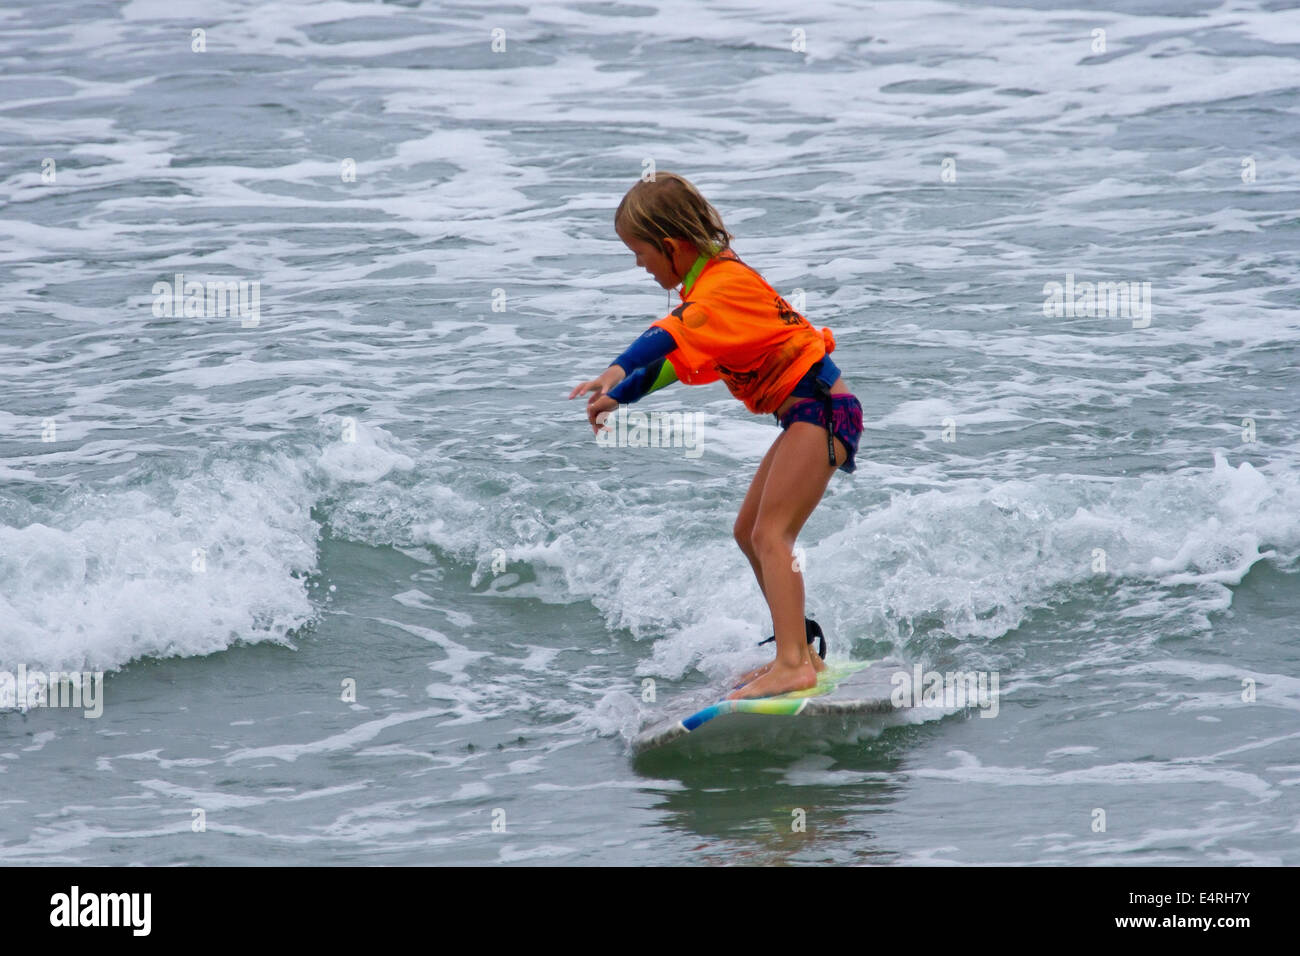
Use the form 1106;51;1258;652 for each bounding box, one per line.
0;454;320;674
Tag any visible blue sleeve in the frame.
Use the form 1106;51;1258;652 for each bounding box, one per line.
610;326;676;376
608;359;662;404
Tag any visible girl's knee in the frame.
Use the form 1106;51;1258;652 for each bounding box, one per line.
749;522;791;558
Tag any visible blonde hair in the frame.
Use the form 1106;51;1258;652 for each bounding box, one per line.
615;172;733;257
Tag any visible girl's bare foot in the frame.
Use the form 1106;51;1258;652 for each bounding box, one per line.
733;660;773;688
727;659;817;700
733;644;826;689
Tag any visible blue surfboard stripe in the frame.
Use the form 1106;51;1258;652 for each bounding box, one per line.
681;704;723;731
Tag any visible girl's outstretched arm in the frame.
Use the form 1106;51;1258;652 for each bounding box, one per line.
608;357;677;404
569;326;678;434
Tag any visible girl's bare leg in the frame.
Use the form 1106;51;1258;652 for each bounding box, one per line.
728;421;845;700
732;430;825;686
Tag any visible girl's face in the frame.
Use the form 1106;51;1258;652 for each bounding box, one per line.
617;225;693;290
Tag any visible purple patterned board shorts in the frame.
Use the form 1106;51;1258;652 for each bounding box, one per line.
775;394;864;473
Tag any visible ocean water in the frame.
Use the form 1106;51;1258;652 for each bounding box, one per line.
1;0;1298;865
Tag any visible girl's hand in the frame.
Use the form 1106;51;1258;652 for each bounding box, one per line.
569;367;625;435
586;394;619;435
568;365;625;403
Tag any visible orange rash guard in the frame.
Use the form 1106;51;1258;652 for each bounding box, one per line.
650;249;836;415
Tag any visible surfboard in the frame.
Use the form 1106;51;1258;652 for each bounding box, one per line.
630;657;910;756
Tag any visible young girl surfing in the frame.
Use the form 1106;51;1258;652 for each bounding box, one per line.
569;172;863;700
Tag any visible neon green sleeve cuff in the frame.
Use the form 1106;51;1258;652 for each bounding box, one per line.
648;358;678;394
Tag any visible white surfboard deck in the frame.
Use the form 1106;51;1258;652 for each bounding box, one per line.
631;657;911;756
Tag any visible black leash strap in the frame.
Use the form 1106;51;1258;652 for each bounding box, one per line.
757;617;827;659
815;377;836;466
